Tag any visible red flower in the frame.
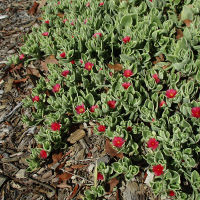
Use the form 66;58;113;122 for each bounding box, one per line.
80;59;83;64
147;138;159;150
85;62;94;71
52;84;61;93
122;36;131;44
60;52;66;58
123;69;133;78
84;19;87;24
152;74;160;83
63;19;68;23
152;164;164;176
99;2;104;6
97;172;104;180
112;136;125;148
72;36;74;38
127;126;132;132
51;122;61;131
71;21;74;26
159;100;166;107
40;150;47;159
166;89;177;99
107;100;116;109
149;0;152;2
70;60;75;64
191;107;200;118
122;82;131;89
75;104;85;114
32;96;40;102
109;72;113;76
93;32;102;38
19;54;25;60
90;105;98;112
168;190;175;197
61;70;70;77
98;125;106;132
152;118;156;122
86;2;90;7
45;20;49;24
42;32;49;36
57;1;60;5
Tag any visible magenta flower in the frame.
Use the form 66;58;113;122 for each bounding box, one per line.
32;96;40;102
63;19;68;23
147;138;159;150
70;60;75;64
107;100;116;109
90;105;98;112
60;52;66;58
42;32;49;36
159;100;166;107
152;74;160;83
93;32;102;38
122;82;131;89
152;164;164;176
98;125;106;132
52;84;61;93
191;107;200;118
97;172;104;180
75;104;85;114
51;122;61;131
112;136;125;148
45;20;49;24
168;190;175;197
166;89;177;98
61;70;70;77
85;62;94;71
71;21;74;26
123;69;133;78
40;150;47;159
86;2;90;7
84;19;87;24
127;126;132;132
80;59;83;64
19;54;25;60
122;36;131;44
99;2;104;6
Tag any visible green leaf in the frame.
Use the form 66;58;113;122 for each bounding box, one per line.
121;15;132;27
85;93;95;105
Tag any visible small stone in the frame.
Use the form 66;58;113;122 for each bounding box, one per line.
7;49;16;54
15;169;26;179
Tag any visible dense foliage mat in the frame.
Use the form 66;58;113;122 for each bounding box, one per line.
9;0;200;199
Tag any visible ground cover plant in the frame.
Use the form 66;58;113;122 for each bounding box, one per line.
8;0;200;199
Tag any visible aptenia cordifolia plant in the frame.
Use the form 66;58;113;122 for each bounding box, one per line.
8;0;200;199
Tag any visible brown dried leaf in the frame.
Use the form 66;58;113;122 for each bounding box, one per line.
67;184;79;200
107;63;123;72
71;164;88;169
105;138;124;159
58;172;72;182
176;29;183;40
152;54;164;65
57;13;65;18
108;178;119;193
183;19;192;27
40;55;59;72
28;1;39;15
27;67;41;77
52;152;63;164
67;129;86;144
9;63;23;72
13;77;29;84
4;78;14;92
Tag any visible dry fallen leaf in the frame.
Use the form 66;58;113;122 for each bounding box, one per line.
40;55;59;71
58;172;72;182
107;63;123;72
105;138;124;159
52;152;63;164
13;77;29;84
152;54;164;65
67;129;86;144
57;13;65;18
4;78;14;92
67;184;79;200
9;63;23;72
107;177;119;194
176;29;183;40
27;67;41;77
28;1;39;15
183;19;192;27
70;164;88;169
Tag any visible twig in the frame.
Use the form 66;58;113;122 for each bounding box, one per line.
0;102;23;123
